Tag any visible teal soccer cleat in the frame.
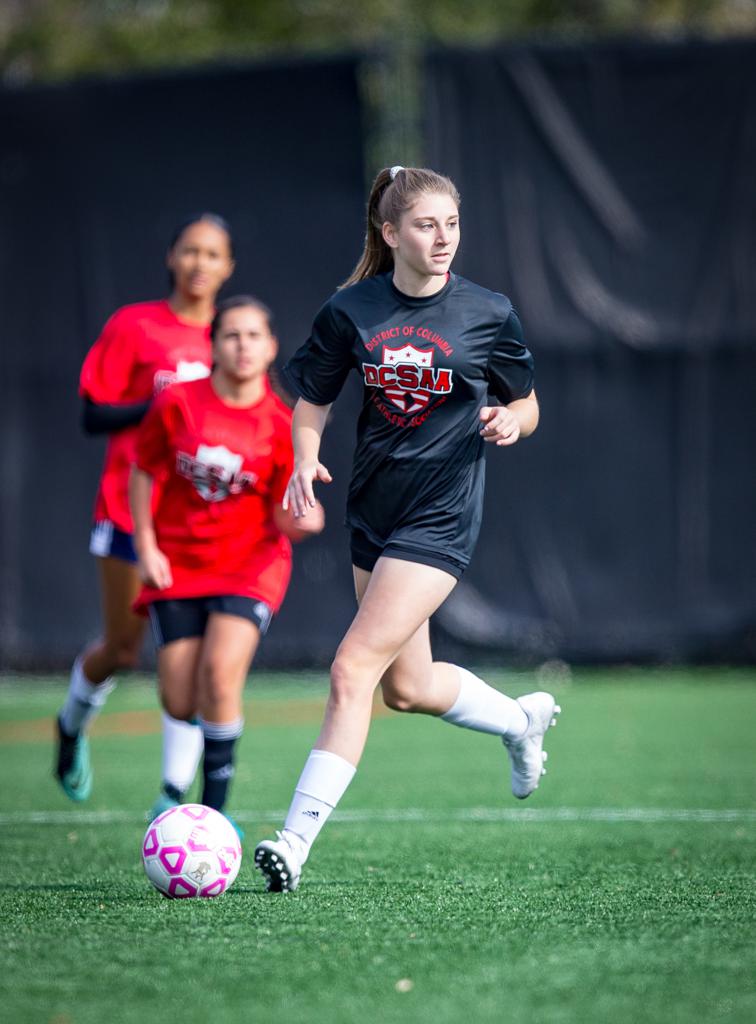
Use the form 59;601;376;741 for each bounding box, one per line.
146;787;181;822
55;716;92;802
223;814;245;841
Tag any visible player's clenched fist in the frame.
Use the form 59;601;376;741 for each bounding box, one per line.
479;405;521;446
275;499;325;539
137;544;173;590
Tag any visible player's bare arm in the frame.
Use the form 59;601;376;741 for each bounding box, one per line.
284;398;333;517
128;466;173;590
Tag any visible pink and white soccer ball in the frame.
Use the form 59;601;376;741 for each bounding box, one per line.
142;804;242;899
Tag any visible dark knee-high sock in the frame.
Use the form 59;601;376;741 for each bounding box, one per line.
200;718;243;812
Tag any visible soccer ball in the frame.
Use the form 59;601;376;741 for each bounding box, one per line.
142;804;242;899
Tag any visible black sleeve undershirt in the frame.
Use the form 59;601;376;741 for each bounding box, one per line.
81;397;151;436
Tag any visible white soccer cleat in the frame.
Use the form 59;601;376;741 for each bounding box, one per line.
502;691;561;800
254;832;302;893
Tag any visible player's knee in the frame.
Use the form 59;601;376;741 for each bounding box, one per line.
382;678;421;713
161;693;195;722
329;652;371;708
381;663;434;713
382;689;417;713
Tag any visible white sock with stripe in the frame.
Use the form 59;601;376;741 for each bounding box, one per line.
59;656;115;737
281;749;356;864
440;666;528;739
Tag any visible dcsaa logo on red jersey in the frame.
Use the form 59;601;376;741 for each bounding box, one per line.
154;360;211;394
176;444;257;502
362;344;454;415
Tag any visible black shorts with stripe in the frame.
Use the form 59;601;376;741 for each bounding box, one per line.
148;595;273;648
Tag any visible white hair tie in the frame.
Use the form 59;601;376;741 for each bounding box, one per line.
389;165;404;180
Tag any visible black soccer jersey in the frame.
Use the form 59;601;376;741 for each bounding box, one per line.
284;272;534;572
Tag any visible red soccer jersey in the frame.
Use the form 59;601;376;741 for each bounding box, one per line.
133;376;294;612
80;300;212;532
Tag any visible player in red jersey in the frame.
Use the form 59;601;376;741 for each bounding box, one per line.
55;214;235;810
129;296;324;823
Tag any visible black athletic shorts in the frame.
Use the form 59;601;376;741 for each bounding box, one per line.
89;521;137;563
148;595;274;648
350;529;466;580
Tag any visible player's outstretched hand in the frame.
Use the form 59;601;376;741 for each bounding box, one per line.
479;406;521;446
283;460;333;518
138;546;173;590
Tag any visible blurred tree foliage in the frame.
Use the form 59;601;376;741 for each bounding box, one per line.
1;0;755;84
2;1;753;170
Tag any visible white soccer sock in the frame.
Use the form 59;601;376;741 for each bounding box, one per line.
59;656;116;736
161;712;204;794
281;749;356;863
440;666;528;739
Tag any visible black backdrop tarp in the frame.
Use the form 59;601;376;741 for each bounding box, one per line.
1;41;755;669
426;39;756;662
0;57;368;668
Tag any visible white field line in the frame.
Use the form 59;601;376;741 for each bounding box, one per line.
0;807;754;827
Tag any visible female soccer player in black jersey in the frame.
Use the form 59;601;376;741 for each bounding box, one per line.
255;166;560;892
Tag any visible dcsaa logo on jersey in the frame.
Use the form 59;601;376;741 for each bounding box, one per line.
154;360;211;394
362;344;453;415
176;444;257;502
176;360;212;382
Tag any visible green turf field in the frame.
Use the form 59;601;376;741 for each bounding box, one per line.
1;668;754;1024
